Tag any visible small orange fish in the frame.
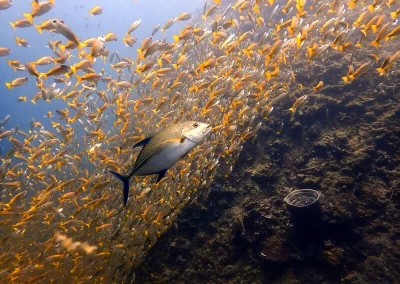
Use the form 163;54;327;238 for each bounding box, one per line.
89;5;102;16
313;81;324;91
5;77;28;90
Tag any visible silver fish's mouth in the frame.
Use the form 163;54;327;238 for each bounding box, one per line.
200;124;212;140
197;124;212;137
183;122;212;143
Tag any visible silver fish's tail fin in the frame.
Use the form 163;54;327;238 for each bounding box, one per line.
109;171;130;207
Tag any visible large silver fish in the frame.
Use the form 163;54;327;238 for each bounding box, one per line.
110;121;211;206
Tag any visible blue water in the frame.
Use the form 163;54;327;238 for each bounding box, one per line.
0;0;203;142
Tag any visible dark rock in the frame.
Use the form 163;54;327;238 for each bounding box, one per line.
135;55;400;284
260;235;289;263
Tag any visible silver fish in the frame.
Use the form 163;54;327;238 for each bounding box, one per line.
203;0;207;15
110;121;211;206
152;24;161;36
0;115;11;127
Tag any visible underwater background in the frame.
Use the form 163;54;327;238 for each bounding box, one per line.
0;0;399;283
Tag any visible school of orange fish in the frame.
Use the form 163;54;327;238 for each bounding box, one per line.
0;0;399;282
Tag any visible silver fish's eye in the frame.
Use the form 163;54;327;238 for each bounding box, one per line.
52;20;56;23
193;123;198;128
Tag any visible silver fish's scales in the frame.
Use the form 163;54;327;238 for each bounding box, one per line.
110;121;210;206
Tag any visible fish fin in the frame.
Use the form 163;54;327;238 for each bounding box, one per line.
59;44;66;53
173;35;180;43
252;5;260;15
390;12;397;20
109;171;130;207
199;64;205;72
7;60;12;67
172;63;178;70
85;54;94;63
367;4;375;12
347;1;356;9
376;67;386;75
137;48;146;62
370;40;380;48
38;73;47;80
307;47;314;58
287;27;294;36
295;37;302;48
75;75;82;86
34;25;43;34
5;82;12;90
132;138;182;175
78;42;86;51
202;15;207;20
156;169;167;184
133;136;152;148
9;22;15;30
361;29;367;37
23;13;33;24
31;0;39;9
70;66;77;74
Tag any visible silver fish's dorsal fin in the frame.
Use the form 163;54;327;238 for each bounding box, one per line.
133;136;152;148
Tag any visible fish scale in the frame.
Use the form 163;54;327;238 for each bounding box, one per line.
110;121;210;206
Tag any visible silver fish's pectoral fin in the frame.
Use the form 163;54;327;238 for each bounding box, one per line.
156;169;167;184
109;171;131;207
133;136;152;148
133;137;183;173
